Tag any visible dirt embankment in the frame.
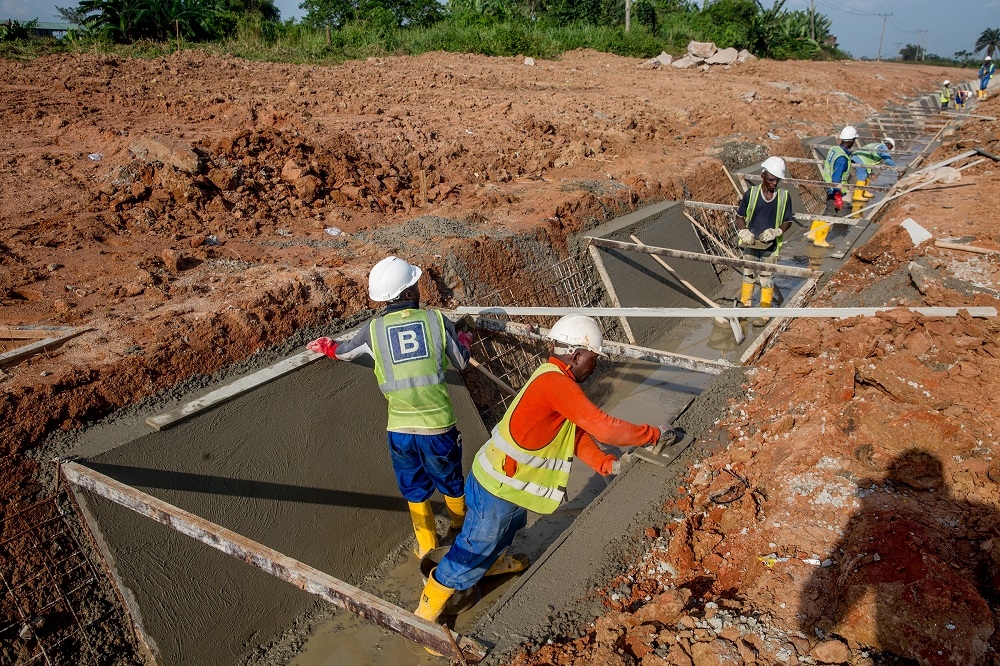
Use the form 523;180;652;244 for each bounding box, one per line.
510;98;1000;666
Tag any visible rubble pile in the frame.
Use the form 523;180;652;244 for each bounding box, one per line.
645;41;757;72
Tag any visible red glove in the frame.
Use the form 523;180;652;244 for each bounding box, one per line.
307;337;338;359
833;191;843;211
457;331;473;353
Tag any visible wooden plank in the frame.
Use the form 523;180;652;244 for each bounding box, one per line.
455;305;997;319
934;240;998;255
468;357;517;396
59;461;487;663
740;278;818;365
743;172;891;191
629;234;744;344
471;317;734;374
0;328;91;369
776;156;904;173
587;236;822;279
942;111;997;120
0;326;77;340
587;245;637;345
851;158;985;220
720;164;743;200
684;200;860;227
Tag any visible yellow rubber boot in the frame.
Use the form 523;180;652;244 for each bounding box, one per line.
408;500;437;559
484;550;530;577
444;495;466;530
806;220;831;248
860;179;874;200
415;568;456;656
851;180;867;202
752;287;773;327
739;281;754;307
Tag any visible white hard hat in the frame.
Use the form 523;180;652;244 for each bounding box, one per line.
760;156;786;180
368;256;422;302
839;126;858;141
943;79;950;85
987;56;992;61
882;137;895;150
549;315;607;357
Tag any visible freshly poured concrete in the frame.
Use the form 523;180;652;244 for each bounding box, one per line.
74;356;490;666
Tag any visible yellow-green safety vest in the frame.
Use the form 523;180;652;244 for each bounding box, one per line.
821;145;851;185
744;185;789;253
472;363;577;514
371;308;456;432
940;87;952;104
852;142;887;166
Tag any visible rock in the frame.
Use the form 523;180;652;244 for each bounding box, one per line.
286;79;300;95
207;167;236;191
633;588;692;626
689;641;720;666
810;639;850;663
161;248;187;272
131;135;199;173
524;57;535;66
672;55;703;69
294;175;323;203
700;64;711;72
687;41;717;59
666;644;693;666
648;51;673;67
736;49;756;63
281;159;308;183
707;48;739;65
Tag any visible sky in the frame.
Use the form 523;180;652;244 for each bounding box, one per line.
3;0;998;61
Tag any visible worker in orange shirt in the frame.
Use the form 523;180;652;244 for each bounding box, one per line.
413;315;674;635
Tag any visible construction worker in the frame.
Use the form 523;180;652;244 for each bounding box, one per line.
307;256;473;560
850;137;896;203
414;315;671;637
807;126;856;248
955;89;971;110
940;80;953;112
735;157;793;326
980;56;995;98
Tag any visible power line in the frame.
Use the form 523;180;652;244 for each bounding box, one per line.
876;13;892;61
814;0;879;18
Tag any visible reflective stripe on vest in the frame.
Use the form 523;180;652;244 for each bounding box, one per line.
821;145;851;185
471;363;577;514
371;308;456;431
745;185;788;253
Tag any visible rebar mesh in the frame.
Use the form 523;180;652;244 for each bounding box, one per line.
0;492;136;666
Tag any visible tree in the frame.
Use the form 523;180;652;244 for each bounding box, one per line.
975;27;1000;58
899;43;923;61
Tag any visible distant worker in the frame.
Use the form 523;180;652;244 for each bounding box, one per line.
807;126;857;248
735;157;793;326
980;56;995;98
850;137;896;203
940;80;953;112
308;256;473;560
955;89;971;109
414;315;673;634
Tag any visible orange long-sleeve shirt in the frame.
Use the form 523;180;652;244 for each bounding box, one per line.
502;357;660;477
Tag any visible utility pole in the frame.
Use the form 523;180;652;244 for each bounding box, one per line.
916;29;927;61
810;0;815;42
894;41;903;60
625;0;630;32
875;13;892;62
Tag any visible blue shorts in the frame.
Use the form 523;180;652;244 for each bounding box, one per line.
434;473;527;591
388;427;465;502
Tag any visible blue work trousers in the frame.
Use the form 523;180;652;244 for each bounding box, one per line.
434;473;527;591
388;427;465;502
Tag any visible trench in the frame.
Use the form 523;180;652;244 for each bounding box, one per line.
55;85;964;666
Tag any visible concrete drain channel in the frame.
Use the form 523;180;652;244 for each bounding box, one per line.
49;88;986;666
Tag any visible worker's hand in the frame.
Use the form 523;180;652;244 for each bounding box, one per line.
737;228;754;246
457;331;473;353
307;337;338;359
656;428;681;448
758;228;780;243
833;191;844;211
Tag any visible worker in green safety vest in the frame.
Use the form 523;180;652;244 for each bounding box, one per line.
734;156;794;327
807;126;857;248
940;80;953;112
308;256;472;560
850;137;896;203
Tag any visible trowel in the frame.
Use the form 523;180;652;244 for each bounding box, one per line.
633;428;692;468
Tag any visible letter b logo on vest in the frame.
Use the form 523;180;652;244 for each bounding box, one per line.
387;322;429;364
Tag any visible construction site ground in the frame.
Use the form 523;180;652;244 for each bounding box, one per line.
2;49;999;665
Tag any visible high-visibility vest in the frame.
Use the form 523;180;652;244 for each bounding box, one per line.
852;142;888;166
371;308;455;431
821;145;851;185
744;185;789;253
940;87;952;104
472;363;576;514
